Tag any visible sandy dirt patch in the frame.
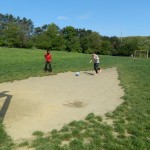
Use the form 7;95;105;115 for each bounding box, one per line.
0;67;124;141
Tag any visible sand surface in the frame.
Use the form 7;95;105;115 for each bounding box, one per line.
0;67;124;141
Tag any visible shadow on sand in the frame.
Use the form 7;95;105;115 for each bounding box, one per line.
0;91;12;122
83;71;95;76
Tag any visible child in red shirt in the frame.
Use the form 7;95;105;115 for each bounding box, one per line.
44;50;52;72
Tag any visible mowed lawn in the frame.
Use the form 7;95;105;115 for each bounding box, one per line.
0;47;92;83
0;47;150;150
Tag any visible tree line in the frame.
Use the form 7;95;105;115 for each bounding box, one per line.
0;13;150;56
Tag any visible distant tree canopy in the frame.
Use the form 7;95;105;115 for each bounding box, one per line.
0;13;150;56
0;14;34;48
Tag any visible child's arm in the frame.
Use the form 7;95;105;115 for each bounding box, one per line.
89;60;92;63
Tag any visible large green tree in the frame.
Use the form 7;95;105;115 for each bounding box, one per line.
0;14;34;48
34;23;65;50
100;40;112;55
3;22;21;47
84;32;101;54
62;26;81;52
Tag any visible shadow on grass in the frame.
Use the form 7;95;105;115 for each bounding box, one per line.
0;91;12;122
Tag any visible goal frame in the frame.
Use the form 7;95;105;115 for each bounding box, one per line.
134;50;149;59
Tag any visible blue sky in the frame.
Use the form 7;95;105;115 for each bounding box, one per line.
0;0;150;37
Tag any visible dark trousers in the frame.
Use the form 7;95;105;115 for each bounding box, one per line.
94;63;100;74
44;61;52;72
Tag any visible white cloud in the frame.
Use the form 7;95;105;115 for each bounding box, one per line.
77;12;93;20
57;16;68;20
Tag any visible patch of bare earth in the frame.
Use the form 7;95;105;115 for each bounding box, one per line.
0;67;124;141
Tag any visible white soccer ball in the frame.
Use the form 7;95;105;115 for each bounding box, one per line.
75;72;80;76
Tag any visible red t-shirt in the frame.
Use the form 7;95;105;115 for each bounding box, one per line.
45;53;52;62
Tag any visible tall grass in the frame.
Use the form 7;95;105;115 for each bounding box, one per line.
0;47;150;149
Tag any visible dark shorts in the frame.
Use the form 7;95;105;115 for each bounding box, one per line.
94;63;99;69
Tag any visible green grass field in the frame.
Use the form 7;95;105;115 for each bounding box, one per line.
0;47;150;150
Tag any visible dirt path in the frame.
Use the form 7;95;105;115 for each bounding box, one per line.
0;67;124;141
